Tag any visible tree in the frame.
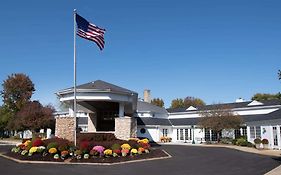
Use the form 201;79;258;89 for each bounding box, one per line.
251;93;281;101
15;101;55;132
0;106;13;137
1;73;35;113
170;98;185;108
151;98;164;107
184;96;206;107
198;105;243;142
278;70;281;80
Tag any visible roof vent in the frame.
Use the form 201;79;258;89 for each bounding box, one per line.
235;98;245;103
247;100;264;106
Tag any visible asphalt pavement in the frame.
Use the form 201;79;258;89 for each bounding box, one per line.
0;144;280;175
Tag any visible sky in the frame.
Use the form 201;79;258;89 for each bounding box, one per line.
0;0;280;108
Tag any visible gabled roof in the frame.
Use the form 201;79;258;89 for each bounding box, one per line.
167;108;281;126
137;101;168;114
57;80;137;95
167;99;281;113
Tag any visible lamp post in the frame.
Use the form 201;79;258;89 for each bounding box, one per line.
192;125;195;144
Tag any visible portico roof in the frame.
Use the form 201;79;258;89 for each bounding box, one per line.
56;80;137;96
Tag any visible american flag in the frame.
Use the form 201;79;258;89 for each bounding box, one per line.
75;14;105;50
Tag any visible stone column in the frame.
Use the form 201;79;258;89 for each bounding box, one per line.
55;116;75;142
115;116;137;140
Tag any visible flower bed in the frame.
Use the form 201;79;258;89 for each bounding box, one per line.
6;137;168;163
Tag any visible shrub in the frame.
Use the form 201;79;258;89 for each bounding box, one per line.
37;146;45;153
74;150;82;156
77;133;117;143
130;148;138;155
111;143;121;150
58;145;68;152
79;140;90;152
92;146;105;156
262;139;269;144
104;149;113;157
25;141;32;151
61;150;69;157
48;148;57;154
254;138;261;144
32;139;44;147
89;149;99;156
220;137;233;145
47;142;58;150
236;138;248;146
121;143;131;150
29;147;38;154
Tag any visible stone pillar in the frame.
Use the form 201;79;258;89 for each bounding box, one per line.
119;102;124;117
55;116;75;142
115;117;137;140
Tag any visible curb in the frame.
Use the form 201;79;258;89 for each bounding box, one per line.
0;149;172;166
265;164;281;175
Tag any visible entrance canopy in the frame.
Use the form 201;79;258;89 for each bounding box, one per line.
56;80;138;117
56;80;138;132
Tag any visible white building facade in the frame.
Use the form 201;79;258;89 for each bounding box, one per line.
55;80;281;149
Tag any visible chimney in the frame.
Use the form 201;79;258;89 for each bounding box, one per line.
144;89;151;103
235;98;244;103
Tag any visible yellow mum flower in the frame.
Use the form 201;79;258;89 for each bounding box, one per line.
48;148;57;154
29;147;38;153
130;148;138;154
121;143;131;150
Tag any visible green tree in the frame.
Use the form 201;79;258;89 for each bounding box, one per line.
15;101;55;132
251;93;281;101
279;69;281;80
151;98;164;107
184;96;206;107
198;105;243;142
0;106;13;137
170;98;185;108
1;73;35;113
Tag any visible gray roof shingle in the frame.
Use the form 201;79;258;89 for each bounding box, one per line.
58;80;137;95
167;99;281;113
137;117;172;126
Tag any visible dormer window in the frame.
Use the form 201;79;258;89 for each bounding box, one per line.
247;100;264;106
186;106;197;111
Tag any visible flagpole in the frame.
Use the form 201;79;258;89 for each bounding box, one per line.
73;9;77;146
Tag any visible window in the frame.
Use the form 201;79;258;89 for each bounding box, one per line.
273;127;278;146
177;129;179;140
180;129;184;140
140;128;146;134
205;129;210;141
256;127;261;138
185;129;188;140
162;129;168;137
250;126;261;139
211;130;218;141
250;127;255;138
234;129;241;139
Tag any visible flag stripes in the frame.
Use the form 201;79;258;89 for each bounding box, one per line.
75;14;105;50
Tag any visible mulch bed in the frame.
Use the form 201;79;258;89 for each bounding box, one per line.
4;149;169;164
71;149;168;163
